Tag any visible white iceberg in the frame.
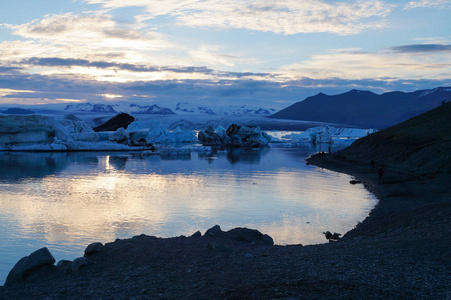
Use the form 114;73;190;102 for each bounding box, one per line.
280;125;377;144
127;120;197;143
198;124;271;147
0;115;72;146
0;115;152;151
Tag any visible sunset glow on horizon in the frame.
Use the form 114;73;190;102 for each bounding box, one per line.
0;0;450;108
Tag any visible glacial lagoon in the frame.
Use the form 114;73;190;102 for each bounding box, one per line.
0;143;377;284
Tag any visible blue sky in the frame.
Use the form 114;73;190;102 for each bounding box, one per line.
0;0;450;109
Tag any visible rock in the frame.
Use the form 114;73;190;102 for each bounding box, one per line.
191;231;202;237
205;225;222;236
72;257;89;273
84;242;104;257
5;247;56;286
227;227;274;245
323;231;341;240
261;234;274;245
93;113;135;132
56;260;73;273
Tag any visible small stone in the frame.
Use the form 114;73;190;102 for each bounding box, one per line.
245;253;254;259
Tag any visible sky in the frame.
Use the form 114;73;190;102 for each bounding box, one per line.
0;0;450;109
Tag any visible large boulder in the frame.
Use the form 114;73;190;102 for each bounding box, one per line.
93;113;135;132
5;247;56;286
227;228;274;245
84;242;104;257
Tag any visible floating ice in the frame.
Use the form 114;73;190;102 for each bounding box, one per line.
198;124;271;148
280;125;377;144
127;120;197;143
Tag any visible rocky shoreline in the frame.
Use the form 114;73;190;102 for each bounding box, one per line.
1;104;450;299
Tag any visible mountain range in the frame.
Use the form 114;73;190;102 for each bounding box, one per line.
271;87;451;128
63;102;276;116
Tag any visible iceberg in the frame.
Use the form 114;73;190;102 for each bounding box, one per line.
280;125;377;144
127;120;197;144
198;124;271;148
0;115;72;146
0;115;153;151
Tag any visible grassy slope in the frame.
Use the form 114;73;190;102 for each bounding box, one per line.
340;102;451;176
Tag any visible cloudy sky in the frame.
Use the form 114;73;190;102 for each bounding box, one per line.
0;0;450;109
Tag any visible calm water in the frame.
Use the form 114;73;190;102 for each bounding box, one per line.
0;144;377;285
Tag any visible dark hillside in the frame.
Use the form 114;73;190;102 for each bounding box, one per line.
340;101;451;176
271;87;451;128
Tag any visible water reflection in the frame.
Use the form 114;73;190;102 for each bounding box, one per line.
0;152;100;182
0;145;377;285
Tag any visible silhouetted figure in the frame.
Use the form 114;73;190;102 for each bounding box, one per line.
328;146;331;153
378;167;384;184
321;151;325;158
370;159;375;170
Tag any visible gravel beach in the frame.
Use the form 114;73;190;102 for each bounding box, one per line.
1;103;450;299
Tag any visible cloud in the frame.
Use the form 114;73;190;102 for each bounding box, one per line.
83;0;393;35
2;63;450;108
188;45;236;67
281;47;451;81
390;44;451;53
1;13;172;64
404;0;450;10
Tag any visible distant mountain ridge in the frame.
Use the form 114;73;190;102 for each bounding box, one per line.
64;103;118;113
130;104;175;115
270;87;451;128
60;102;275;117
175;102;275;116
175;102;216;115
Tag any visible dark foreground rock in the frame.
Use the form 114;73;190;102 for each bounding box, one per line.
1;105;450;299
5;247;55;286
93;113;135;132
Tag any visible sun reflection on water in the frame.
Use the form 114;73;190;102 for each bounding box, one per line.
0;147;377;284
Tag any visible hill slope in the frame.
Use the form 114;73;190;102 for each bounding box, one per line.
340;101;451;176
271;87;451;128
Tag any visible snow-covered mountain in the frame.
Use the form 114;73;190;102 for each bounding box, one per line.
175;102;216;115
64;103;118;113
222;105;276;116
174;102;275;116
130;104;175;115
